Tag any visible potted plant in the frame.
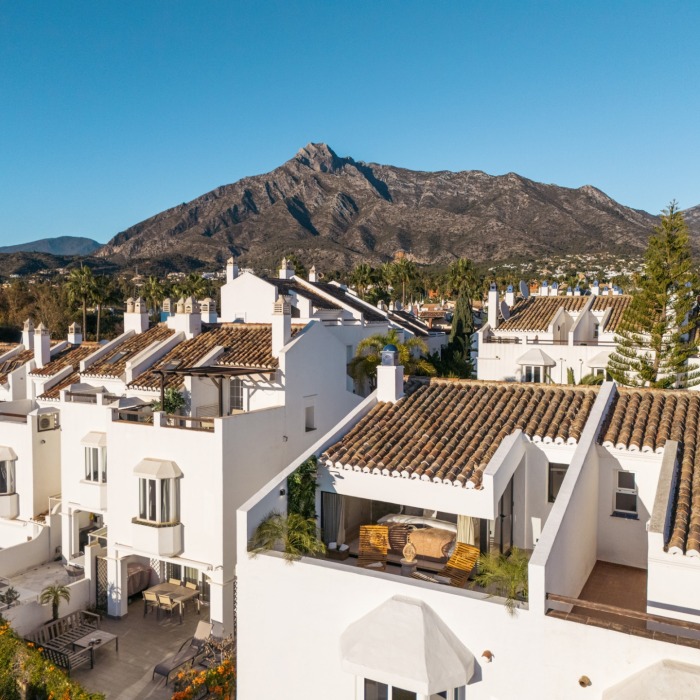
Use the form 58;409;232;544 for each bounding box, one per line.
248;512;326;563
39;584;71;621
472;547;529;615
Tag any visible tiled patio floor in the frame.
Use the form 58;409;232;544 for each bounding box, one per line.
72;600;210;700
574;560;647;628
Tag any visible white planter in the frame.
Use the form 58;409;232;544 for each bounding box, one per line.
0;493;19;519
132;519;183;556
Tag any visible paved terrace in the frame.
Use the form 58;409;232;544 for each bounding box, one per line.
72;600;210;700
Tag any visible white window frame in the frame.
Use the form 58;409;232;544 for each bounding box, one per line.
138;477;180;524
0;460;16;495
229;377;245;413
84;446;107;483
524;365;544;383
362;679;461;699
305;404;316;432
613;470;638;517
548;462;568;503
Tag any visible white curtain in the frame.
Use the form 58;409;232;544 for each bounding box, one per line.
457;515;476;546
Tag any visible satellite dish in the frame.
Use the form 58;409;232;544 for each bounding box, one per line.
519;280;529;298
500;300;510;320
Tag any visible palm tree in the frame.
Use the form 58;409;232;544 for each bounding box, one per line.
445;258;478;300
350;263;374;299
473;547;529;616
65;266;96;339
173;273;207;300
384;259;417;306
349;328;436;391
248;512;326;562
91;275;116;342
40;583;71;621
142;276;166;323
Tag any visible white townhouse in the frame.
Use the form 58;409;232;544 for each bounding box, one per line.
237;360;700;699
477;281;630;385
220;258;446;392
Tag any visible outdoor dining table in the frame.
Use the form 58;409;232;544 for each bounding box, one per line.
146;582;201;622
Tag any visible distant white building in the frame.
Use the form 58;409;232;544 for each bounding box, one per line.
477;281;629;384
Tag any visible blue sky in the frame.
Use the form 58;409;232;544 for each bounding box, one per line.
1;1;698;246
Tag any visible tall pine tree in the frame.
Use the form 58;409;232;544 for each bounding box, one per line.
607;202;699;388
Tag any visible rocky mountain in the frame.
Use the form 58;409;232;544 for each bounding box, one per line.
0;236;102;256
683;204;700;239
97;143;662;270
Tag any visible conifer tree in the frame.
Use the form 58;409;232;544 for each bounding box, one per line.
607;202;699;388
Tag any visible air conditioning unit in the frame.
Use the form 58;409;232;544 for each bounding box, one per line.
38;413;59;432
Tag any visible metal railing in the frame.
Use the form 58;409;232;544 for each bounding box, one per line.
0;411;28;423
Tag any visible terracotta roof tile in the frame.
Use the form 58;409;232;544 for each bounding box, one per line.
498;296;588;332
128;323;301;391
322;380;598;489
83;326;175;379
30;343;100;377
601;388;700;556
0;349;34;385
591;295;632;332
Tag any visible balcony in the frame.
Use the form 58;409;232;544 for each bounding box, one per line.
131;518;183;556
79;480;108;512
0;493;19;519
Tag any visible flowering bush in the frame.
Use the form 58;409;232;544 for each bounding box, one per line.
0;618;104;700
171;659;236;700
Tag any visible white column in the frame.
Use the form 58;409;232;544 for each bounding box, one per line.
106;552;129;618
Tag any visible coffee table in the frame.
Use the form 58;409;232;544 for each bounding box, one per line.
73;630;119;653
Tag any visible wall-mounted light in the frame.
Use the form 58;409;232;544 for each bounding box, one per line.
279;488;286;496
40;439;46;445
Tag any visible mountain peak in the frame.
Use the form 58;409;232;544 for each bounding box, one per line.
294;143;346;173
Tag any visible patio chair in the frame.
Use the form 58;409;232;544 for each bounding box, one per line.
185;581;197;590
357;525;389;572
157;594;182;624
152;621;212;685
143;590;159;618
411;542;480;588
168;578;182;586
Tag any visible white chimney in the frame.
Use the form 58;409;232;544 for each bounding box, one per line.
376;345;404;403
487;282;499;329
308;265;318;283
551;282;559;296
34;323;51;368
200;297;217;323
124;296;149;334
592;280;600;296
377;300;387;311
22;318;34;350
279;257;294;280
505;285;515;307
271;297;292;356
67;322;82;345
162;297;173;318
166;296;201;339
574;286;581;296
566;286;573;296
540;280;549;297
226;257;239;282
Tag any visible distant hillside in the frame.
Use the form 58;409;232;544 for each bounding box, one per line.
0;236;102;256
684;204;700;239
97;143;661;270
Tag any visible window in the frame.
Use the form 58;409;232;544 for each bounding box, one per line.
229;378;244;412
593;323;599;339
305;405;316;432
593;367;612;381
84;447;107;483
548;463;568;502
364;680;416;700
524;365;542;383
138;477;180;524
0;460;15;495
614;471;637;517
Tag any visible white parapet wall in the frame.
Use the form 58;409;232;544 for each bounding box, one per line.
0;522;53;579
